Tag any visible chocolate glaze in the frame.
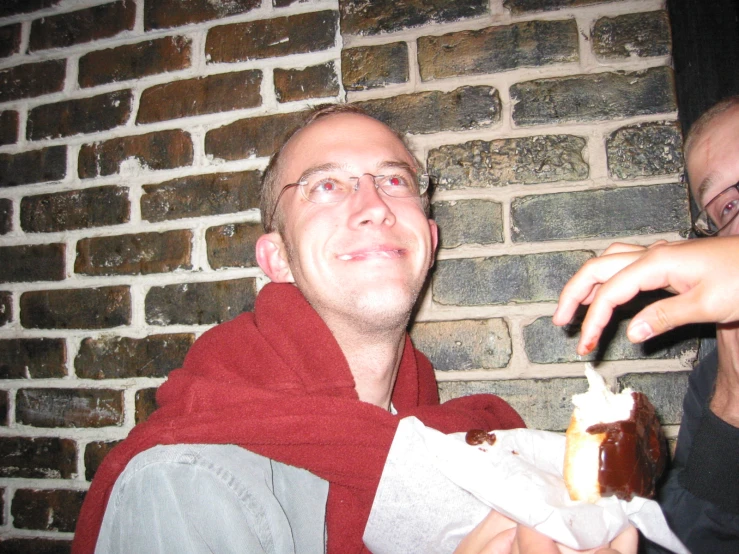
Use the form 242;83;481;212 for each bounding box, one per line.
465;429;497;446
586;392;667;501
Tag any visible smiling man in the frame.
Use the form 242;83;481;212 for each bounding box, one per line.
72;104;525;554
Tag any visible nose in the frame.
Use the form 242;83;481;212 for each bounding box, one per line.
347;174;396;227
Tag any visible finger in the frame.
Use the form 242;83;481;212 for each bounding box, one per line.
601;242;649;256
609;525;638;554
626;287;712;343
481;527;517;554
454;511;517;554
511;526;561;554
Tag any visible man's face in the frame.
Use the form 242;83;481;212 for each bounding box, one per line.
259;113;438;332
687;105;739;236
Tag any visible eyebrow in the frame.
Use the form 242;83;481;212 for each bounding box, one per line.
295;160;418;183
697;172;722;207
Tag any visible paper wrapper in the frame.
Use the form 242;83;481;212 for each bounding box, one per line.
364;417;688;554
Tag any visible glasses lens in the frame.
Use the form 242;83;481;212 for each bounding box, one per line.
697;183;739;235
376;172;424;197
301;174;352;204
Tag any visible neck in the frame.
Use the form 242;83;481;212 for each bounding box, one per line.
712;324;739;427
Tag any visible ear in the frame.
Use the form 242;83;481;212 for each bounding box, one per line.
428;219;439;266
256;232;294;283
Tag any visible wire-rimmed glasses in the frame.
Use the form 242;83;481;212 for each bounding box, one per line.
694;181;739;236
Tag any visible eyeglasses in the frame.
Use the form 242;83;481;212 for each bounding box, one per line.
266;169;431;231
693;181;739;236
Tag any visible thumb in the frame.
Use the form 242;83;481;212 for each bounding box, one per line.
627;287;709;342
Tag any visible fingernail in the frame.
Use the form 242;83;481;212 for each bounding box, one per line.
628;320;654;342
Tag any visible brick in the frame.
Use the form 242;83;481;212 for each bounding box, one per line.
136;387;158;424
439;377;588;431
12;489;85;532
27;90;133;141
0;110;19;146
75;230;192;276
0;24;21;58
20;286;131;330
0;339;66;379
592;11;671;59
29;0;135;52
340;0;487;36
16;388;124;428
78;130;193;179
0;244;65;283
76;333;194;379
431;200;503;249
618;372;689;425
84;441;120;481
523;316;698;364
357;86;501;135
274;0;300;6
21;186;130;233
0;437;76;478
145;0;260;31
342;43;409;91
0;146;66;188
0;60;65;103
0;538;71;554
79;36;192;88
0;0;60;18
511;67;677;126
146;278;257;326
205;110;305;161
503;0;614;14
274;62;339;103
411;319;511;371
141;170;261;222
607;122;684;180
418;19;578;81
0;291;10;326
0;488;3;523
137;71;261;124
511;183;690;242
206;222;262;269
0;391;7;426
0;198;11;235
433;250;593;306
428;135;588;190
206;11;337;63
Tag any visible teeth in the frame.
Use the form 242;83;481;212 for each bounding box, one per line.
338;254;352;260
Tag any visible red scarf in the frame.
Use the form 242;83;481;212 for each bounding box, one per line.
73;282;524;553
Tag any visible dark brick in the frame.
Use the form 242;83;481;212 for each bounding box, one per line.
137;71;262;124
27;90;133;141
433;250;593;306
78;130;193;178
0;437;76;478
29;0;135;52
205;110;306;161
432;200;503;249
0;24;21;58
206;222;261;269
21;186;130;233
503;0;615;14
0;488;3;523
0;198;11;235
142;170;261;222
439;376;588;431
428;135;588;190
511;183;690;242
12;489;85;532
618;372;689;425
342;43;409;91
75;230;192;276
0;0;60;18
511;67;677;126
0;390;7;426
136;387;158;424
84;441;120;481
418;19;578;81
592;11;671;59
145;0;260;31
146;278;257;326
357;86;501;135
274;62;339;103
0;146;66;187
0;291;10;326
76;333;194;379
0;244;65;283
0;110;19;145
523;316;698;364
0;538;71;554
206;11;337;63
0;60;65;103
341;0;487;36
0;339;66;379
79;36;192;88
273;0;300;6
411;318;511;371
607;122;684;180
20;286;131;330
16;388;124;428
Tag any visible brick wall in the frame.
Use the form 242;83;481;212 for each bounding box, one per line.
0;0;690;549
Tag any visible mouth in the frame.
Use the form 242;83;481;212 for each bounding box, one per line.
337;247;406;261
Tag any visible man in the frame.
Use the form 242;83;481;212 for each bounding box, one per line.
553;96;739;553
72;104;526;554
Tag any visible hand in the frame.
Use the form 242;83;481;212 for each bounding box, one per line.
552;237;739;355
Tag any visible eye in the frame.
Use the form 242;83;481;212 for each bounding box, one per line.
383;174;413;189
305;176;347;202
720;199;739;222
